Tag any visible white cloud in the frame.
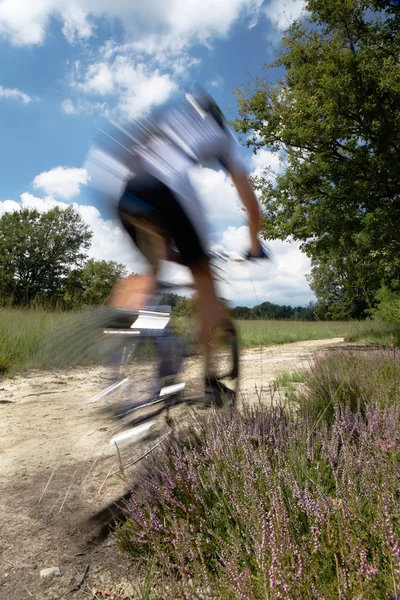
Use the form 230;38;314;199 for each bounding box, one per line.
189;167;242;223
264;0;305;31
215;225;313;306
0;0;266;48
75;62;115;95
33;167;90;200
61;98;75;115
20;192;68;212
0;0;49;46
0;199;20;215
209;75;224;89
61;5;94;44
251;148;282;179
0;1;267;121
69;55;176;119
61;97;110;116
0;84;34;103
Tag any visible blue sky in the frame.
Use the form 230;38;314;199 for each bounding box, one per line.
0;0;313;308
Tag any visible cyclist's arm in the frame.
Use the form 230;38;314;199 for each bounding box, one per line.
218;129;262;256
229;168;261;256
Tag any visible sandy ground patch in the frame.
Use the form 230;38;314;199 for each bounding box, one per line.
0;338;344;599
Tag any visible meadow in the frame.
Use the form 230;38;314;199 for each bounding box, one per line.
1;307;399;377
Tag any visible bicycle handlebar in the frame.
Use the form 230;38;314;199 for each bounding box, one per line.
209;240;272;263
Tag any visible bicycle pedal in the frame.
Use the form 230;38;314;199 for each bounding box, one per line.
204;380;236;408
160;381;185;397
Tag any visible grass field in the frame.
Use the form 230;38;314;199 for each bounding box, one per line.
0;307;398;377
237;318;367;347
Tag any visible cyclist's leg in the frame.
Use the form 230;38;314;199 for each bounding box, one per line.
150;187;225;382
189;257;222;376
109;180;167;310
115;176;228;390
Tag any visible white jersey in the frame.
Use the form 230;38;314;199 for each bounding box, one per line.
135;105;247;200
85;102;247;248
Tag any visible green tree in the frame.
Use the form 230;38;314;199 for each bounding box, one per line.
159;292;183;310
234;0;400;318
63;259;127;308
231;306;254;319
370;286;400;323
0;207;92;305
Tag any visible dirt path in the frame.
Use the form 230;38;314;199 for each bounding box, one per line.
0;338;344;600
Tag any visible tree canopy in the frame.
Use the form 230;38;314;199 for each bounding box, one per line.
234;0;400;318
0;207;92;305
0;206;127;308
63;259;127;308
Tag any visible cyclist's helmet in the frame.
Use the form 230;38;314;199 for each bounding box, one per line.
185;86;226;130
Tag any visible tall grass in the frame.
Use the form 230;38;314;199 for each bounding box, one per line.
237;319;392;347
345;321;400;346
0;309;62;376
116;349;400;599
0;307;114;376
1;307;399;377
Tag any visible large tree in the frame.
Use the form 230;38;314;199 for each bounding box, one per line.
234;0;400;318
63;259;127;308
0;206;92;305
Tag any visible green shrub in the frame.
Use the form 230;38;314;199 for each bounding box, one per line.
371;287;400;325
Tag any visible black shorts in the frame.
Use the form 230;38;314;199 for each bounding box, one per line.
118;173;208;268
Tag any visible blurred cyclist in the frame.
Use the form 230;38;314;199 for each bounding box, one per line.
105;88;268;395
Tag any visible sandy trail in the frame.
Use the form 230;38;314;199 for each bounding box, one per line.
0;338;344;600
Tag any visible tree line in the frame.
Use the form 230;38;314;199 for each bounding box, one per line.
0;208;316;318
231;302;315;321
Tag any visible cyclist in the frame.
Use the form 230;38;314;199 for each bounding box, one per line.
107;88;268;399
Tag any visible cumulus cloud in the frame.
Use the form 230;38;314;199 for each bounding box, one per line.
264;0;305;31
0;199;20;215
215;225;313;306
0;84;34;103
189;167;242;224
33;167;90;200
68;55;176;119
0;0;265;48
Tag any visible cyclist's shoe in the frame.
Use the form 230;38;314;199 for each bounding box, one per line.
203;377;231;408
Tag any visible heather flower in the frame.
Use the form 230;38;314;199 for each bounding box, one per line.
115;349;400;599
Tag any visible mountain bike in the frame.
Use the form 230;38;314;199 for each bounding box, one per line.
86;245;269;455
85;245;270;537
